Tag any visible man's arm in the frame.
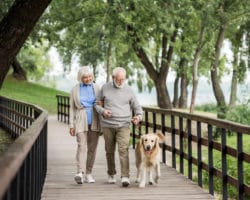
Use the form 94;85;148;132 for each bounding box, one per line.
130;89;143;125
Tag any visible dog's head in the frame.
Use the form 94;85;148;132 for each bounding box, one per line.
140;132;164;154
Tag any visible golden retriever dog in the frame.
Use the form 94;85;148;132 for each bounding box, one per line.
135;132;165;188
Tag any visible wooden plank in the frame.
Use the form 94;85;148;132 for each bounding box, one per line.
41;116;216;200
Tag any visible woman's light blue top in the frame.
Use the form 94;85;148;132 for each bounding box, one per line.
80;83;96;125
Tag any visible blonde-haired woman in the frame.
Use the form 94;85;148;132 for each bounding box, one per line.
69;66;101;184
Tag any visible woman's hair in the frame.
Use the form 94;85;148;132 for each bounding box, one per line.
77;66;93;82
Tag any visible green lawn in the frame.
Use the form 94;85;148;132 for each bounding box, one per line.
0;76;68;114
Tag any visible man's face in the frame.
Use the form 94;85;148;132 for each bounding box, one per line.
113;73;126;88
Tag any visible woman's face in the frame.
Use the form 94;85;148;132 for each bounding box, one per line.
81;74;93;84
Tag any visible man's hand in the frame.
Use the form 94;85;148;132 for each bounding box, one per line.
131;115;140;125
103;109;112;118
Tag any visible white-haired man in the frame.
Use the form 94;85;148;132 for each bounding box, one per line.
69;66;101;184
96;67;143;187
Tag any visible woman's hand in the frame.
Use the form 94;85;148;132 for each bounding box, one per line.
96;100;104;107
70;128;75;136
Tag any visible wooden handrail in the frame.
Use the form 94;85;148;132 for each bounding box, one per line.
0;95;48;200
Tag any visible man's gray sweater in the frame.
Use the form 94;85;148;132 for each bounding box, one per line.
95;81;143;128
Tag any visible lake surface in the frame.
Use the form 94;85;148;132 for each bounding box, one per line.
38;73;250;106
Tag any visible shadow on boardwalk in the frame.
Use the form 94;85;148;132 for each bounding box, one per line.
41;116;216;200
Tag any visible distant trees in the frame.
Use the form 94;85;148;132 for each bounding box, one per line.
1;0;250;118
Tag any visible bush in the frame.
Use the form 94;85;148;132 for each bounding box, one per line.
226;103;250;126
195;103;217;113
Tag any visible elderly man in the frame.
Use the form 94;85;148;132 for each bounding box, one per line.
69;66;101;184
96;67;143;187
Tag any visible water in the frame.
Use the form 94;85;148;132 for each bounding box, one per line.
37;73;250;106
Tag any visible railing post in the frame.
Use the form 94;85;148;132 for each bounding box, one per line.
237;132;243;200
66;96;70;124
179;117;184;174
145;111;148;134
208;124;214;195
197;121;202;187
161;114;166;164
221;128;227;200
152;112;156;132
187;119;192;180
171;115;176;169
56;95;59;121
132;111;136;149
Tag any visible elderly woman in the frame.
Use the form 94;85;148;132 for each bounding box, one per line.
69;66;101;184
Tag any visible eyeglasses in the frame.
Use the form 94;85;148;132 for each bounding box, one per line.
114;77;125;82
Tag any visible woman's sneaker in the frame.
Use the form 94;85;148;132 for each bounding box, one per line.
74;173;83;184
85;174;95;183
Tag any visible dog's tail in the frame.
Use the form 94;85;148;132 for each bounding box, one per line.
156;131;166;143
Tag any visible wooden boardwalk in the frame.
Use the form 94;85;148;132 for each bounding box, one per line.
41;116;216;200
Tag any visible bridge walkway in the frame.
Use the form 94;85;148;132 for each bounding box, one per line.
41;116;215;200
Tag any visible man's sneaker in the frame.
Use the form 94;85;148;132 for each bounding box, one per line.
107;175;116;184
85;174;95;183
74;173;83;184
121;177;130;187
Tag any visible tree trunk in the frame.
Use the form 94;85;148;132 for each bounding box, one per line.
0;0;52;88
12;57;27;80
189;19;205;114
155;78;172;108
178;58;188;109
106;42;112;83
229;52;238;107
179;75;188;109
210;26;227;119
172;75;179;108
135;46;172;108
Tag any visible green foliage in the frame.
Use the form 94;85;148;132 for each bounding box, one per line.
0;76;68;114
195;102;250;126
195;103;218;113
17;40;52;81
0;128;13;156
238;59;247;83
226;102;250;125
0;0;14;21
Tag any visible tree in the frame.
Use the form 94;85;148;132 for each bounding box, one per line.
37;0;250;113
209;0;250;118
0;0;52;88
228;21;250;107
12;58;27;80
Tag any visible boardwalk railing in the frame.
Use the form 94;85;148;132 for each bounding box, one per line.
56;94;250;200
0;95;48;200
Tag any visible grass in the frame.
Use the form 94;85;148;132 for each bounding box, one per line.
0;75;68;114
0;129;14;155
0;75;69;153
